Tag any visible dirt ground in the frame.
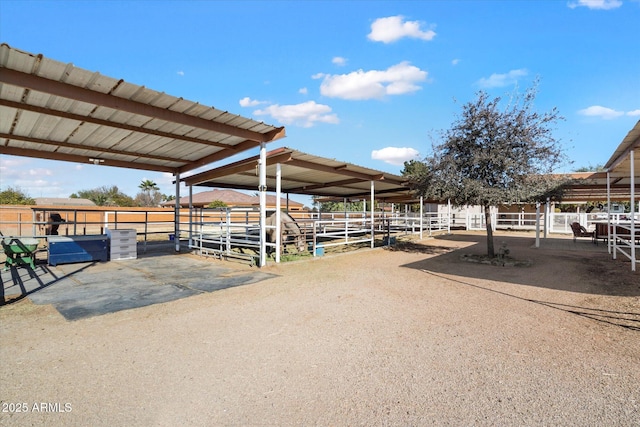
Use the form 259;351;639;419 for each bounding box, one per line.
1;231;639;426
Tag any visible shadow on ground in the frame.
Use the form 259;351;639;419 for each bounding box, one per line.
391;233;640;331
1;244;276;321
394;233;640;297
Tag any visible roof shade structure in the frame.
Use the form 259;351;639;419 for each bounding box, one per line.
604;119;639;181
181;147;413;203
561;119;639;203
561;171;636;202
0;44;285;174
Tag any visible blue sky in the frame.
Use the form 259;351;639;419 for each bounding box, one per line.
1;0;639;207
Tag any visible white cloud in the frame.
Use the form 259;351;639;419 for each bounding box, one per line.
568;0;622;10
158;172;176;188
0;166;52;180
332;56;347;66
177;71;185;76
299;87;308;95
626;109;640;117
14;178;62;195
239;97;267;107
0;156;29;170
368;16;436;43
371;147;420;166
28;168;53;177
477;69;528;88
315;61;428;100
577;105;625;119
452;58;460;66
254;101;339;128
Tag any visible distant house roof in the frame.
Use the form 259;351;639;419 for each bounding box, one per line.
162;189;305;209
35;197;96;206
261;195;305;210
163;189;254;207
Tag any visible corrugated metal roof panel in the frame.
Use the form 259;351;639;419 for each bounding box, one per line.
0;44;285;174
182;147;415;202
605;119;639;178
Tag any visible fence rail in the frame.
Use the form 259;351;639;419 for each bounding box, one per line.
0;206;186;250
3;205;636;267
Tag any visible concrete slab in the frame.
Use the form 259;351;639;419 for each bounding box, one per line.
1;251;276;321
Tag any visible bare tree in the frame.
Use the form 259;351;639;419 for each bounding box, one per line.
136;179;162;207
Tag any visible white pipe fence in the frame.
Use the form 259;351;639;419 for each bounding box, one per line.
4;205;637;269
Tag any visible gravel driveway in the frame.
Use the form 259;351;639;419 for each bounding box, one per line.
1;231;638;426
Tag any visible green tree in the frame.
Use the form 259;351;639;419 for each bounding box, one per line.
138;179;159;193
313;199;366;212
207;200;228;208
405;85;569;257
574;164;605;172
75;185;135;207
0;186;36;205
401;159;429;177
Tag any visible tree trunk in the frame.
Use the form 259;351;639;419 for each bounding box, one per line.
484;204;495;257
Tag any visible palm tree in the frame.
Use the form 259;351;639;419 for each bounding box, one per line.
137;179;161;207
139;179;159;193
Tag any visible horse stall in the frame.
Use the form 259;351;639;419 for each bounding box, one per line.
187;207;306;264
188;207;383;264
189;207;262;265
310;213;375;254
187;203;453;265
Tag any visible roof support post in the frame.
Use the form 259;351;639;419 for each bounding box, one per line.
370;180;375;249
363;197;367;228
607;171;612;254
630;150;636;271
175;172;181;252
466;206;470;231
275;162;282;264
544;198;550;239
259;142;267;267
535;202;541;248
420;196;424;240
188;185;193;248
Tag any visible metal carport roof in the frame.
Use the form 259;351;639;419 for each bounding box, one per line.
182;147;414;202
562;120;639;202
561;171;637;202
604;119;639;179
0;44;285;174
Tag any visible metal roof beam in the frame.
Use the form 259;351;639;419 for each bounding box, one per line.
177;140;259;174
332;187;413;200
0;99;236;150
0;68;285;143
0;145;176;173
287;178;364;193
183;151;293;185
0;132;180;163
286;158;384;181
